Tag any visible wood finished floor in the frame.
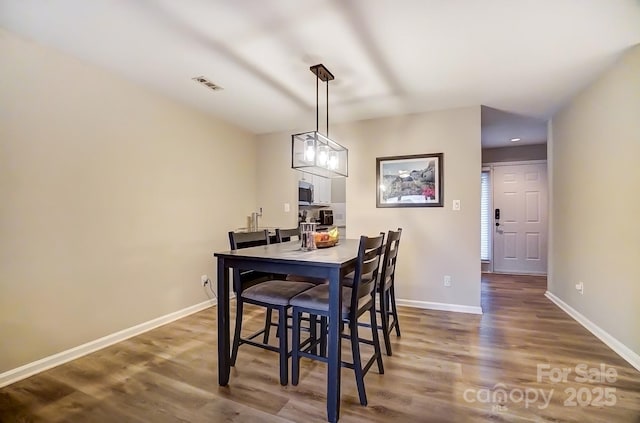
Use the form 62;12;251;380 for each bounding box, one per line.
1;274;639;422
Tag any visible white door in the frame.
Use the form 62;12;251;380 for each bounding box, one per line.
493;163;548;274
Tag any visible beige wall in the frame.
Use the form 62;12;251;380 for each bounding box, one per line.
549;44;640;355
482;143;547;164
255;132;301;229
331;178;346;203
0;30;258;372
257;107;482;309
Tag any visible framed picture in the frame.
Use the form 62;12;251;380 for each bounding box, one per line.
376;153;444;208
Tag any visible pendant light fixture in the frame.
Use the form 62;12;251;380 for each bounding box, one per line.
291;64;348;178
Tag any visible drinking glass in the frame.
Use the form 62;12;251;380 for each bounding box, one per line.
300;222;317;251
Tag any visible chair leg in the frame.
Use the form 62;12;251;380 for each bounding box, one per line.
309;314;318;355
231;297;244;366
319;316;327;357
389;285;401;336
278;307;288;386
263;308;273;344
379;288;392;356
369;305;385;375
291;308;301;386
349;319;367;406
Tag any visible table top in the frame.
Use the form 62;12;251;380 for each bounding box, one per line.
214;238;360;266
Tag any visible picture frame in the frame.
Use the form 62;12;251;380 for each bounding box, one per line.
376;153;444;208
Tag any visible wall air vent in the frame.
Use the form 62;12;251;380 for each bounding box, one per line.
192;76;224;91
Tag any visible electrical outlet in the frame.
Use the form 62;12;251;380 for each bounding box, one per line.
444;275;452;287
575;281;584;295
201;274;209;287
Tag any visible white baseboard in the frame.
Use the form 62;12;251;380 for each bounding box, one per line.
545;291;640;372
0;299;216;388
396;299;483;315
492;270;547;276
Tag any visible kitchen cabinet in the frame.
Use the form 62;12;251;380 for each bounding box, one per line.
298;171;331;205
298;171;311;184
312;174;331;205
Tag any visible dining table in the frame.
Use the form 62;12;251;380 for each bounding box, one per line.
214;238;361;423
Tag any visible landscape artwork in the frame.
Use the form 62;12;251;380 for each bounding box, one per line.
376;153;444;208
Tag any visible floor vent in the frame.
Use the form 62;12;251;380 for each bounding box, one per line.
192;76;223;91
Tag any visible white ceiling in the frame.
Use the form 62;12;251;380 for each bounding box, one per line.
481;107;548;148
2;0;639;147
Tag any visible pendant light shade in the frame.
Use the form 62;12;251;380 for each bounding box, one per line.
291;64;348;178
292;131;348;178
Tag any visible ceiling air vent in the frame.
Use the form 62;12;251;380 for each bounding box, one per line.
192;76;223;91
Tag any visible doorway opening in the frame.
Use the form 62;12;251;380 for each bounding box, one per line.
481;160;548;275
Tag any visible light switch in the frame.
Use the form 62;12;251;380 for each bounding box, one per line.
284;203;290;212
453;200;461;211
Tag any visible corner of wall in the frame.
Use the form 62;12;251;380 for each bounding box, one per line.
547;44;640;362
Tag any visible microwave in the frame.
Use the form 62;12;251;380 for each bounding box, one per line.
298;181;314;205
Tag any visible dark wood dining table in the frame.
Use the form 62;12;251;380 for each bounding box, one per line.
214;239;360;423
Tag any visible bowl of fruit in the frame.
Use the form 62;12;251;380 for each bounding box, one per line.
314;227;339;248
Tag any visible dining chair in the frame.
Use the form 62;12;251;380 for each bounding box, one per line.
275;227;328;285
229;230;274;343
342;229;403;355
274;226;327;353
228;230;315;385
289;233;386;406
229;229;276;288
377;228;402;355
275;227;300;243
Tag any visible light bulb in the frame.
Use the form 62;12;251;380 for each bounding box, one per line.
318;148;328;167
328;153;338;170
305;145;315;162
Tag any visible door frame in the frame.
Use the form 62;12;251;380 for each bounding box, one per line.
483;159;548;274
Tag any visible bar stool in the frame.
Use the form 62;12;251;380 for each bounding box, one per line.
289;233;386;406
274;227;327;352
377;228;402;355
275;227;328;285
228;230;314;385
275;227;300;243
343;228;403;355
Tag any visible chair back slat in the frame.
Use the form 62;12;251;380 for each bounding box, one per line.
228;230;271;293
350;233;385;314
229;229;270;250
275;227;300;243
380;228;402;291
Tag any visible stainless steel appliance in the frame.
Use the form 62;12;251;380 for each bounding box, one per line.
319;209;333;225
298;181;314;205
